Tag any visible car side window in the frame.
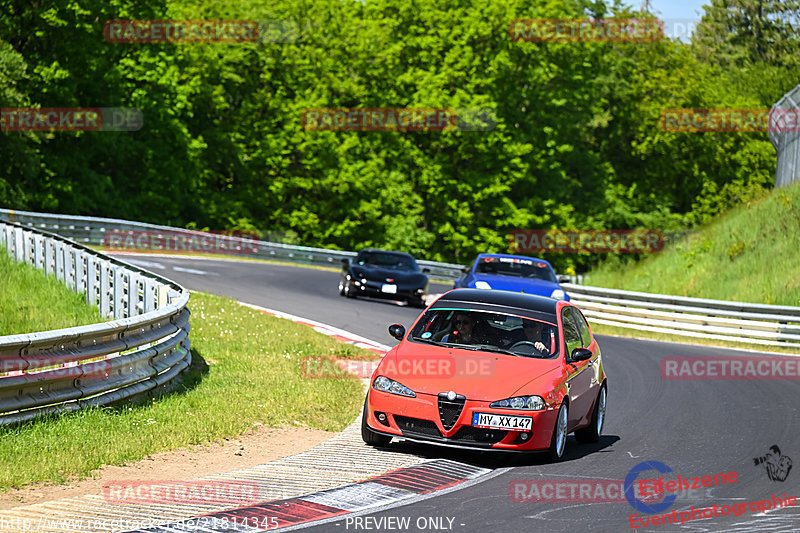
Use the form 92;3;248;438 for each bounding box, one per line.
573;309;592;348
561;308;582;359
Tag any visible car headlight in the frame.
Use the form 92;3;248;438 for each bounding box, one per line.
490;395;545;410
372;376;416;397
550;289;566;300
474;281;492;289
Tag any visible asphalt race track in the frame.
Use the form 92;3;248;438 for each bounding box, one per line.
117;255;800;533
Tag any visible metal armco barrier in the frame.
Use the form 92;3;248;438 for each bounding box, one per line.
0;208;466;280
771;83;800;187
563;283;800;349
0;219;191;425
3;208;799;351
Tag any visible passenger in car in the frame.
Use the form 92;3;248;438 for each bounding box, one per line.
442;313;492;345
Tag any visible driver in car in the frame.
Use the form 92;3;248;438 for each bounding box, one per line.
520;320;553;354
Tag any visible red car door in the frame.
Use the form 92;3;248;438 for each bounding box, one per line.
561;307;593;430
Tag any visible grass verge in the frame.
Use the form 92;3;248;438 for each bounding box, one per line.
584;183;800;306
589;322;800;355
581;183;800;354
0;291;379;491
0;251;103;335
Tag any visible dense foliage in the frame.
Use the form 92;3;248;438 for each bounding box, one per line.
0;0;794;270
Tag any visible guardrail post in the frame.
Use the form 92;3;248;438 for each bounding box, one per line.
86;256;99;306
14;227;23;261
157;284;168;310
63;245;75;289
128;273;140;317
22;230;33;266
75;249;86;294
144;279;156;313
34;234;43;269
113;266;125;318
44;237;55;276
55;241;65;283
100;260;111;317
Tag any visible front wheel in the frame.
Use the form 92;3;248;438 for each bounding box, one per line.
575;385;606;443
343;281;356;299
547;402;568;462
408;297;426;309
361;398;391;447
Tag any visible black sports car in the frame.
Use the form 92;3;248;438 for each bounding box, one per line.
339;249;430;307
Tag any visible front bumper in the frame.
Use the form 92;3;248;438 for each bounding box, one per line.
352;280;426;302
366;389;559;451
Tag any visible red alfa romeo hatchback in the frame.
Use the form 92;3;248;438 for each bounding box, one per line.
361;288;607;461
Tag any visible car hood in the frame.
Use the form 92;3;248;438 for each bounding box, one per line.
471;274;561;297
376;342;561;401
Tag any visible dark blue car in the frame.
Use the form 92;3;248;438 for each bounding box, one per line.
454;254;569;301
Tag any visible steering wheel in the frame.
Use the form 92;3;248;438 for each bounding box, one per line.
510;340;549;355
510;340;536;350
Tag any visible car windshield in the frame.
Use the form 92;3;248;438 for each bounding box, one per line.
474;257;557;282
357;251;418;271
409;309;559;358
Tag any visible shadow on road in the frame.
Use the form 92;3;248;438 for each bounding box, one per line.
375;434;621;469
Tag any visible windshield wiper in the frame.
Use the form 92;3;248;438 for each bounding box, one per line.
474;345;519;357
412;337;447;347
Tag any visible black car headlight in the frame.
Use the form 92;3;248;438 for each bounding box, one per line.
490;395;545;410
373;376;416;397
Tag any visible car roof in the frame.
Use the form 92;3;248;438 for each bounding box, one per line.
431;288;561;322
475;253;553;267
357;248;416;259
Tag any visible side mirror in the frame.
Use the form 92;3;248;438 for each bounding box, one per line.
341;258;351;267
461;266;469;273
570;348;593;362
388;324;406;341
422;267;431;274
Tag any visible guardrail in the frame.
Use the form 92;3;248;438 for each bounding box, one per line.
563;283;800;349
3;207;799;351
0;208;467;280
0;220;191;426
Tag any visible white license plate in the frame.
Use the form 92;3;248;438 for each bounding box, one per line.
381;284;397;294
472;412;532;431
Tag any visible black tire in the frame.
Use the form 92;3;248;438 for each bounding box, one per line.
361;397;391;447
547;402;568;462
575;385;606;444
338;279;346;296
408;297;426;309
343;281;356;299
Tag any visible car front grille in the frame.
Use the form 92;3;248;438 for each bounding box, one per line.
393;414;508;448
438;393;466;430
451;426;508;444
